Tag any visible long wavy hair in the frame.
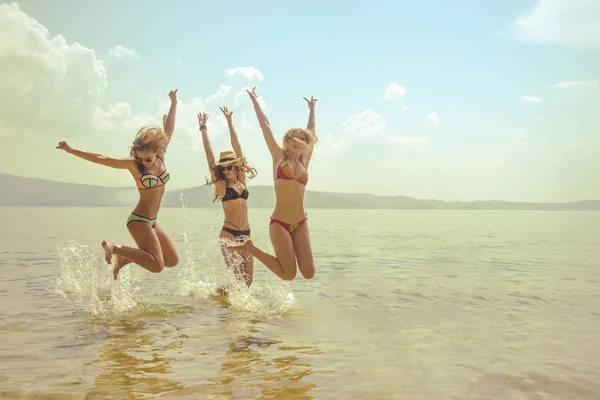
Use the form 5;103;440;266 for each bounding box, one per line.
206;156;258;202
282;128;318;155
129;126;169;173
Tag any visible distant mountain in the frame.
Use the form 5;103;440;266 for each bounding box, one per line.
1;173;600;211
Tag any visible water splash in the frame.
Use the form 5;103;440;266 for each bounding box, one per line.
177;193;295;318
52;195;296;320
54;240;139;318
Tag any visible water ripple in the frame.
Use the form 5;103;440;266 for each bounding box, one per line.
0;208;598;399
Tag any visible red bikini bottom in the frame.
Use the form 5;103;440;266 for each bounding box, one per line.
269;214;308;233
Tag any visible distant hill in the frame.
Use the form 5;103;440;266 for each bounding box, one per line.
1;173;599;211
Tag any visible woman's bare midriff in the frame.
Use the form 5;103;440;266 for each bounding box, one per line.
222;200;250;230
271;180;306;223
132;186;166;218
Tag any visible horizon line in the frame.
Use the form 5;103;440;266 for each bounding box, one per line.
1;172;599;205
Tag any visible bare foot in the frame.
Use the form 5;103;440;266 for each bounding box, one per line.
113;265;122;280
112;255;128;280
101;240;121;266
227;238;253;253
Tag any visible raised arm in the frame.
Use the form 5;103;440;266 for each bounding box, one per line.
162;89;178;145
247;87;283;159
219;106;243;159
302;96;318;167
197;112;218;182
56;141;134;170
304;96;317;133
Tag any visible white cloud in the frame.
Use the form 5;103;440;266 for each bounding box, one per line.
550;79;598;100
424;112;440;131
0;2;266;154
233;87;268;109
341;109;387;138
338;109;429;151
509;0;600;49
152;95;207;146
314;132;348;156
224;66;264;87
218;67;268;110
151;79;267;151
0;2;108;137
552;79;597;90
205;85;233;103
93;102;156;133
521;95;543;102
108;45;139;59
160;68;270;150
384;82;407;101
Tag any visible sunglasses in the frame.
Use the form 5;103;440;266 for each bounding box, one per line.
136;157;153;163
291;135;308;143
220;165;234;171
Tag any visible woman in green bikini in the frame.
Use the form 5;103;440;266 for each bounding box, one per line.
56;89;180;280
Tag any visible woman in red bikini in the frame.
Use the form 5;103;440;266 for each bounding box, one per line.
228;87;318;281
56;89;180;280
197;107;257;294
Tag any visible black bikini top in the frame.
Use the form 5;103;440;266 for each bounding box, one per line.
221;181;249;202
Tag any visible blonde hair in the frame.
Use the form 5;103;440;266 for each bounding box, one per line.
282;128;317;154
206;156;258;202
129;126;169;173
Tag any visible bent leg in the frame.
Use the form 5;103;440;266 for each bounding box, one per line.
217;232;240;295
112;255;132;279
228;223;297;281
291;221;316;279
103;221;164;280
154;223;179;267
219;231;254;289
240;252;254;287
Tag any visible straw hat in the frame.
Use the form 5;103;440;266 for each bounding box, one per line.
215;150;241;166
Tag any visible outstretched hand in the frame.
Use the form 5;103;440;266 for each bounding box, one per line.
246;86;258;99
303;96;318;109
56;141;73;153
168;89;178;102
197;112;209;127
219;106;233;120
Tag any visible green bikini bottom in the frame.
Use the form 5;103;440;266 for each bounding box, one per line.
126;212;157;227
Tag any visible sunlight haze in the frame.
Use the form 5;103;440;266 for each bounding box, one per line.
0;0;599;202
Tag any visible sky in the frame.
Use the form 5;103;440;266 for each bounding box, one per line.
0;0;599;202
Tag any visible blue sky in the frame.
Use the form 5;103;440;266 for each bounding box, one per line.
0;0;599;202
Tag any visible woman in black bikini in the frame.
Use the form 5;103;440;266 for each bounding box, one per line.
198;107;257;294
228;87;318;281
56;89;180;280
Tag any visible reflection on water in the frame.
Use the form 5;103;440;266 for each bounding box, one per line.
184;312;320;399
89;319;185;399
53;301;322;399
2;208;600;399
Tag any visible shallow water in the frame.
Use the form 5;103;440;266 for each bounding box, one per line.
0;207;599;399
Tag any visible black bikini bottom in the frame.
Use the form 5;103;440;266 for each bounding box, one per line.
221;226;251;238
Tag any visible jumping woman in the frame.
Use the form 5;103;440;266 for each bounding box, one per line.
228;87;318;281
198;107;257;294
56;89;180;280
